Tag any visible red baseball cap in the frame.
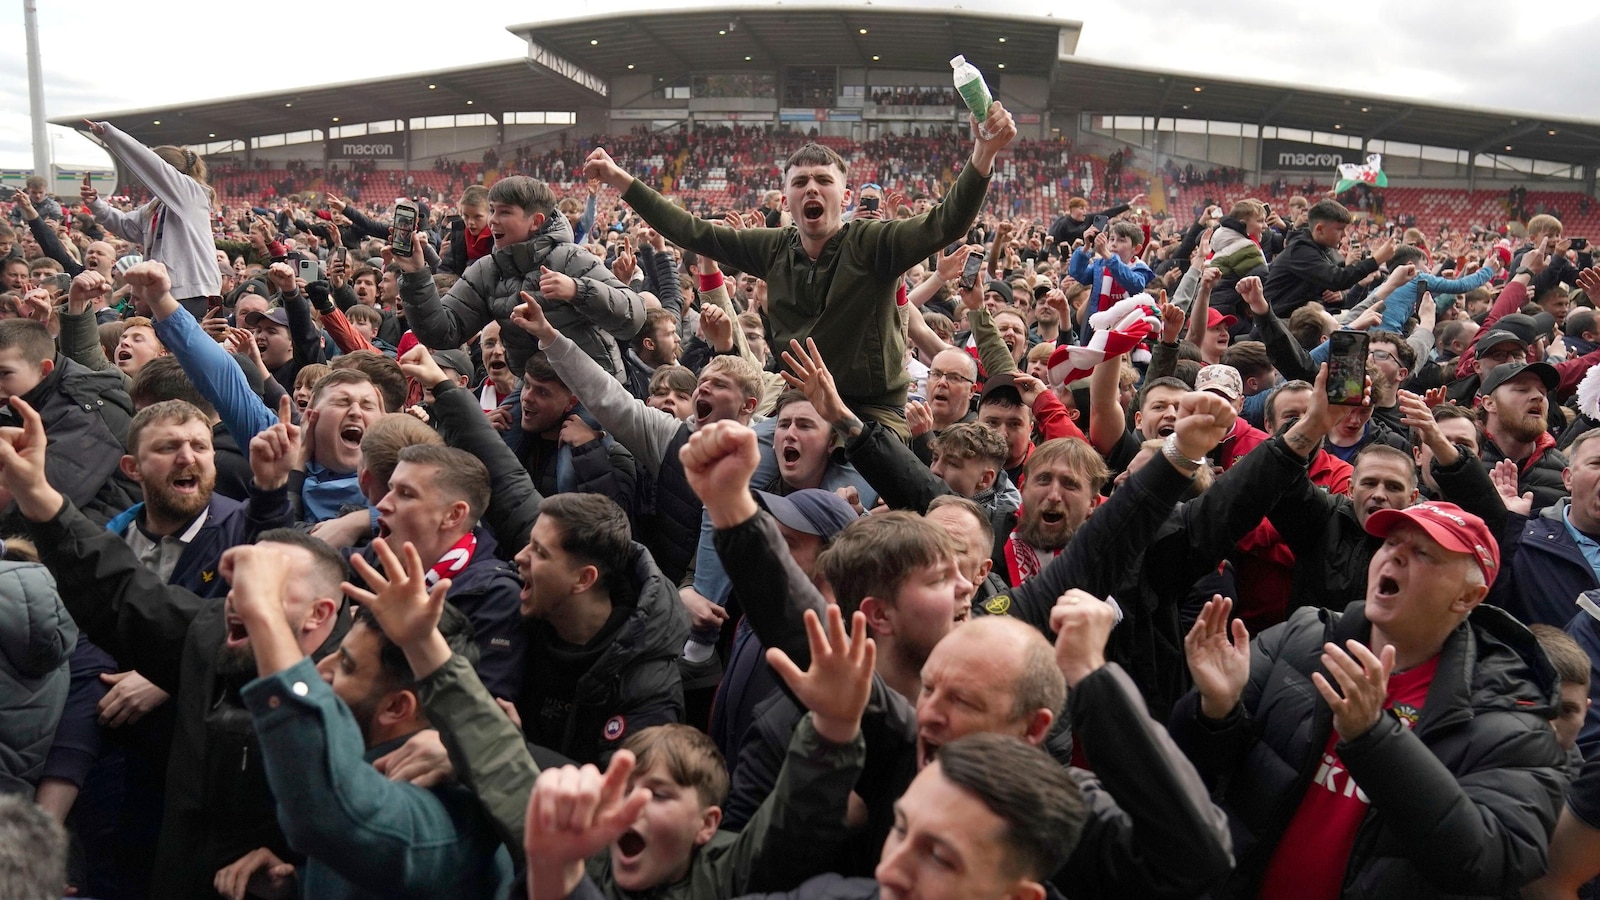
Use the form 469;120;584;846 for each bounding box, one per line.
1364;502;1498;584
1206;307;1237;331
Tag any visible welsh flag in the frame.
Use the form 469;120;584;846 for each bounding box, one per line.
1335;153;1388;193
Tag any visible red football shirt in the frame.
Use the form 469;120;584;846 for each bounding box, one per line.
1256;654;1440;900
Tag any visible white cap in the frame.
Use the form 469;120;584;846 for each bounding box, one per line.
950;55;966;68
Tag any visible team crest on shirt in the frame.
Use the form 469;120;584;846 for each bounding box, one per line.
1393;704;1421;729
604;716;627;741
983;595;1011;616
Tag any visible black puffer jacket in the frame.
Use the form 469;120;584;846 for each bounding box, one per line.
399;212;645;380
515;543;688;765
1262;228;1380;316
0;561;76;796
1170;601;1567;899
0;355;138;532
1479;433;1569;513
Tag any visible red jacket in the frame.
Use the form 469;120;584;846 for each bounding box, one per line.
1232;449;1353;633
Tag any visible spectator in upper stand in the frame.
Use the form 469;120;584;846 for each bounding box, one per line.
1047;193;1145;251
1068;220;1154;327
397;175;645;383
583;102;1015;438
1262;199;1394;317
623;308;683;401
1477;360;1567;511
439;185;492;276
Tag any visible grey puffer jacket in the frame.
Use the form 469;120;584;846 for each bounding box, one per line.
0;560;77;795
399;212;645;380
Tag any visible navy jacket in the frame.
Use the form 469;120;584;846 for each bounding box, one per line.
106;484;294;599
1489;501;1599;628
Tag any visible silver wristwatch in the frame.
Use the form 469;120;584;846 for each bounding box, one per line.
1162;433;1205;474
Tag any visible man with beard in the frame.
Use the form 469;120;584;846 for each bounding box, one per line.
225;540;511;899
689;419;1234;895
1479;361;1567;510
109;399;296;596
0;394;350;899
500;353;636;511
622;308;683;401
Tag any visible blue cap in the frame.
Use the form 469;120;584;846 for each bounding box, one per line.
755;489;859;539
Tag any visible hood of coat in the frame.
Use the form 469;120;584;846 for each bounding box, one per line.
582;542;689;689
0;561;75;679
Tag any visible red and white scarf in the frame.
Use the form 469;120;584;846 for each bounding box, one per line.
426;532;477;587
1003;528;1060;586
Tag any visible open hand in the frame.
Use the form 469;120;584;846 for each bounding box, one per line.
1312;640;1395;741
780;338;851;424
767;606;876;744
1184;595;1250;720
344;538;452;652
1490;458;1533;517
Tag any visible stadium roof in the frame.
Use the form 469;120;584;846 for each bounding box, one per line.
506;5;1079;79
1047;57;1600;168
53;2;1600;171
50;59;606;149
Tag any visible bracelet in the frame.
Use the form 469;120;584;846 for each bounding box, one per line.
1162;433;1205;474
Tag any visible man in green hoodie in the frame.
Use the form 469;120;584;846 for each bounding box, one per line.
582;103;1017;438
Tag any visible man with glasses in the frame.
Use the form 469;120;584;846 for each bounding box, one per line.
912;348;982;464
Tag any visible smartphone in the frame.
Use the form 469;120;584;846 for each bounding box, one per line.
297;258;318;282
1091;215;1109;231
332;247;349;266
860;196;880;212
1571;237;1589;251
390;200;419;255
959;248;987;290
1325;331;1369;407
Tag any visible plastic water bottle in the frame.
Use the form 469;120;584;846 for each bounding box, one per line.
951;55;993;137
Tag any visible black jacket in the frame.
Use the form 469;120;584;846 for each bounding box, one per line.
28;496;350;900
1170;601;1567;899
0;355;138;533
1262;229;1379;317
715;510;1235;899
428;379;542;558
1480;433;1569;513
514;543;688;766
1256;438;1505;614
502;400;637;514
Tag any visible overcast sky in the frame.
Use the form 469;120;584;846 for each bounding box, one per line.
4;0;1597;169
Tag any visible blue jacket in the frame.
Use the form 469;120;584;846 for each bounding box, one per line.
106;485;294;598
1380;265;1498;333
1488;501;1600;628
1068;248;1154;314
152;303;276;460
1564;600;1600;760
242;658;512;900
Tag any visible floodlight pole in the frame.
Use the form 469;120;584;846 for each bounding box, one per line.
24;0;53;182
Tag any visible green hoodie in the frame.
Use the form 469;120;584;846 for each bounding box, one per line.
622;164;992;430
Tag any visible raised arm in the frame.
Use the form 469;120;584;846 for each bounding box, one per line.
507;293;683;476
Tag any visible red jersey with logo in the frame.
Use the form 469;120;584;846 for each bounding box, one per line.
1256;654;1440;900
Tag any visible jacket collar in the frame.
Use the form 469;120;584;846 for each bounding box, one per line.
497;213;575;277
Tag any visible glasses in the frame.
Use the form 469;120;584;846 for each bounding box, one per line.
1482;348;1526;363
928;369;974;385
1369;348;1397;363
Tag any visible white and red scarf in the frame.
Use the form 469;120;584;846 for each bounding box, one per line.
426;532;477;587
1003;528;1060;586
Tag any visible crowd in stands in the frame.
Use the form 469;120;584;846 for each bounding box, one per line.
3;96;1600;900
868;85;958;106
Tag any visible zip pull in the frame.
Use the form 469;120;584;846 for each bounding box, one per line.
240;745;249;772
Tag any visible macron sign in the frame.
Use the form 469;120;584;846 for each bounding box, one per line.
1262;139;1355;172
327;138;406;160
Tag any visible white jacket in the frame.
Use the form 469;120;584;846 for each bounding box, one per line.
89;122;221;301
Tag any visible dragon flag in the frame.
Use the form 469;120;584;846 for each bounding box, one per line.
1335;153;1387;193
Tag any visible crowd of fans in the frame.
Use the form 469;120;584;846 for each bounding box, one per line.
1;96;1600;900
